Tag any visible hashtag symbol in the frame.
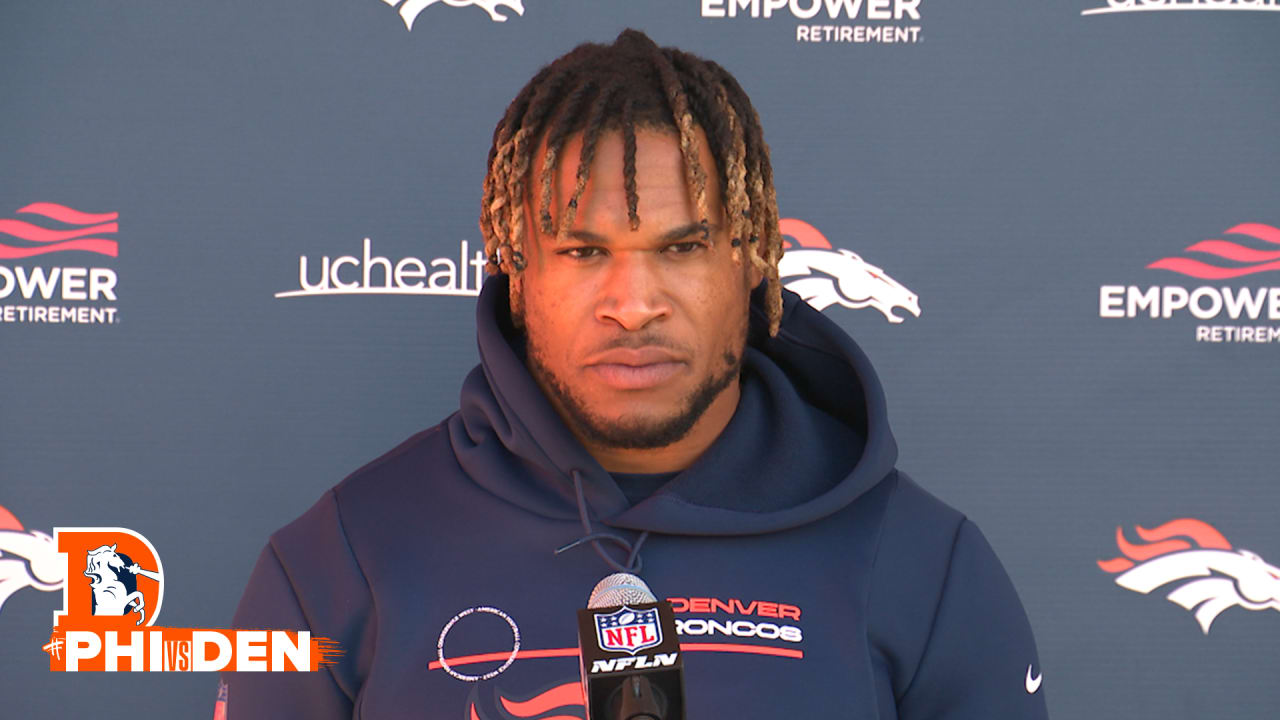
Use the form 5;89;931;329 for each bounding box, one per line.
42;634;63;660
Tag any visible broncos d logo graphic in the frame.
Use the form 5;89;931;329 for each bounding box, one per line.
380;0;525;30
778;218;920;323
0;503;66;615
1098;518;1280;633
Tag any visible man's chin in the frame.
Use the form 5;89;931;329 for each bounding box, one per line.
569;412;701;451
528;346;743;452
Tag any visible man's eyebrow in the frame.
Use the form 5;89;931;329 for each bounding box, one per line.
563;223;722;244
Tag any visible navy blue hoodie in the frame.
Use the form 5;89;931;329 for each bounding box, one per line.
223;276;1049;719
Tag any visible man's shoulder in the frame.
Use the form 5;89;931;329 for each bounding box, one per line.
269;419;458;550
880;470;968;546
331;419;456;501
869;470;981;599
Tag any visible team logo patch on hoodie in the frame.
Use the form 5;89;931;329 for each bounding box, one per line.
1098;518;1280;633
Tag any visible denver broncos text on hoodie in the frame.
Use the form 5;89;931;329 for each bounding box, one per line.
224;276;1049;719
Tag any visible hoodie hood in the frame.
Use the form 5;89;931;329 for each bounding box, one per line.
447;275;898;537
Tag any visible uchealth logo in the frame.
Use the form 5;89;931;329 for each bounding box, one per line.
276;237;487;299
1081;0;1280;17
379;0;524;30
700;0;923;46
1098;222;1280;343
1098;518;1280;634
0;202;120;326
780;218;920;323
39;526;341;672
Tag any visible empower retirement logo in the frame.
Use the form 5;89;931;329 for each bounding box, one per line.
1097;222;1280;344
0;202;120;326
699;0;924;45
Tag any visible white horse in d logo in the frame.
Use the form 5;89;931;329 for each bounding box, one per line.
84;544;161;625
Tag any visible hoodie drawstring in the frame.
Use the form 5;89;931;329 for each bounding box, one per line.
554;470;649;573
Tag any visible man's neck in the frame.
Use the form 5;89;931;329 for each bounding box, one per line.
581;380;742;474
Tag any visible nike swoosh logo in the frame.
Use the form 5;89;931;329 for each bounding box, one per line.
1025;664;1043;694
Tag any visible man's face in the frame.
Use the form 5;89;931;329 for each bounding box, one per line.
516;125;762;451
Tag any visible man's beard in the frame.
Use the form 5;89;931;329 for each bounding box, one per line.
523;329;746;451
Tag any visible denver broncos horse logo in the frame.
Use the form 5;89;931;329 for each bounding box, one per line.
381;0;525;30
1098;518;1280;633
778;219;920;324
0;503;66;615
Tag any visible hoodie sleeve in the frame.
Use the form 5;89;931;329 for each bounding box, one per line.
220;490;375;720
895;519;1049;720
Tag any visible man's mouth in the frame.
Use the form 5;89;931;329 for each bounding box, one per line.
584;347;687;390
586;361;684;390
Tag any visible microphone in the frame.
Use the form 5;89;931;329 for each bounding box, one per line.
577;573;686;720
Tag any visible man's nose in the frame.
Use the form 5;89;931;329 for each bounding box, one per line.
595;253;672;331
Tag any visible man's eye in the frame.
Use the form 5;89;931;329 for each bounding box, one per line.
665;241;705;254
561;247;605;259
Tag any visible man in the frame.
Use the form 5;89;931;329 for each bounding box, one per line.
224;29;1048;719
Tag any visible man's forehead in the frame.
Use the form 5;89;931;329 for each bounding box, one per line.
528;122;719;181
524;126;721;234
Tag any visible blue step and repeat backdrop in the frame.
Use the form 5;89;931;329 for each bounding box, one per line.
2;0;1278;717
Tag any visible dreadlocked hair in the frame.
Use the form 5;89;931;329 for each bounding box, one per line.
478;28;785;336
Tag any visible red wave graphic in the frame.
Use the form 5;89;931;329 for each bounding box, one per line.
1097;557;1134;573
1115;527;1189;561
0;238;119;259
1098;518;1233;574
0;504;24;532
1134;518;1231;549
1227;222;1280;245
1147;223;1280;277
500;683;584;717
18;202;118;225
1147;257;1280;279
779;218;832;250
0;219;117;243
1184;240;1280;264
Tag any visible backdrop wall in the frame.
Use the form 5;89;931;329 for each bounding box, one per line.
3;1;1278;717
